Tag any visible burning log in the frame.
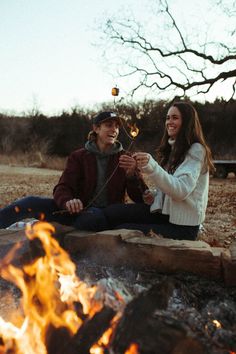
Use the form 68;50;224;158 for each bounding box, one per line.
110;280;206;354
45;325;74;354
44;306;117;354
69;306;116;354
45;305;115;354
0;222;121;354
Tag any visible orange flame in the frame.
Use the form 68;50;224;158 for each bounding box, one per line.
90;313;121;354
130;124;139;138
125;342;139;354
0;221;111;353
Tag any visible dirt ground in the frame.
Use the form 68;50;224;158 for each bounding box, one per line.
200;173;236;247
0;164;235;248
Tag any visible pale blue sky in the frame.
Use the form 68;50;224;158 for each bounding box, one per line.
0;0;234;115
0;0;150;114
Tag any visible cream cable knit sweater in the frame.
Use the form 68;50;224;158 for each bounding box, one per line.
142;143;209;226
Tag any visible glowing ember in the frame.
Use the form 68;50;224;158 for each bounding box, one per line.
0;221;118;354
212;319;221;328
14;206;20;213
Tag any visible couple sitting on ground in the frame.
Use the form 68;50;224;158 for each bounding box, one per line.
0;101;215;240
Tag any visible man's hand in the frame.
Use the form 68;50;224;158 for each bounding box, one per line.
65;198;83;214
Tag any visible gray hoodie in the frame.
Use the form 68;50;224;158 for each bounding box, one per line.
85;140;123;207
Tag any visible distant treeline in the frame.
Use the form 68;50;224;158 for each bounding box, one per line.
0;98;236;159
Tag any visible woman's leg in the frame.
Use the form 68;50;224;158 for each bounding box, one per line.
104;203;168;228
114;222;199;240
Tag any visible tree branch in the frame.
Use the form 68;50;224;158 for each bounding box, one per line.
102;0;236;100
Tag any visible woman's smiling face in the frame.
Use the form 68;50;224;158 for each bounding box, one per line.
165;106;183;139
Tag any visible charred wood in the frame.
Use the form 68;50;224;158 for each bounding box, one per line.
111;280;206;354
46;325;74;354
69;306;116;354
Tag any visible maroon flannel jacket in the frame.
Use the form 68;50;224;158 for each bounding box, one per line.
53;148;147;209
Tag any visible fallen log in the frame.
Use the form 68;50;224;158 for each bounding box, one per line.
1;226;236;285
221;240;236;286
63;228;236;285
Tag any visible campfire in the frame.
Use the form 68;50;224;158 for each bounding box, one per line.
0;223;236;354
0;222;129;354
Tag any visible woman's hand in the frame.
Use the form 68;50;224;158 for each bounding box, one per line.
143;189;155;205
119;154;137;176
133;152;150;169
65;198;83;214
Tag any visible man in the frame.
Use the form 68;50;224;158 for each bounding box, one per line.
0;111;146;231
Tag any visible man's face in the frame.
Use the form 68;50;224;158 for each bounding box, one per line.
94;119;120;146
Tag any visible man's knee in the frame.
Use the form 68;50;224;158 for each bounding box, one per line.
74;208;108;231
14;196;42;208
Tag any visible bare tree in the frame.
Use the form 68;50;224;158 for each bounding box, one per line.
101;0;236;101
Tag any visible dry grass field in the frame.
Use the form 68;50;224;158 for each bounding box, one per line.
0;164;235;248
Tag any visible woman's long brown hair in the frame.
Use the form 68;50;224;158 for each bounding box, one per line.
157;101;215;174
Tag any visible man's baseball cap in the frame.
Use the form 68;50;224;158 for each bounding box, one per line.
93;111;120;125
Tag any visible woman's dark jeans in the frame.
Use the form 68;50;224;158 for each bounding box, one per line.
0;196;108;231
104;203;199;240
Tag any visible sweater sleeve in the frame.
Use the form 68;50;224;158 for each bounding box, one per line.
141;143;206;201
53;152;81;208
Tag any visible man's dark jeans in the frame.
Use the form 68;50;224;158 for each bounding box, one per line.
0;196;108;231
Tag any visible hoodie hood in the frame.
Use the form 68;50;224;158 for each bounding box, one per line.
85;140;123;156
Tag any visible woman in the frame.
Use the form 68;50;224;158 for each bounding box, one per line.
104;101;215;240
0;111;146;230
